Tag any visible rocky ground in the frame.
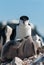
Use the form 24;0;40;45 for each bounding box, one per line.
0;53;44;65
0;44;44;65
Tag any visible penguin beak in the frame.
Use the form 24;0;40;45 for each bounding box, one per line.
23;21;28;25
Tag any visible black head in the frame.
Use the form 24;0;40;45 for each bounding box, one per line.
20;16;29;22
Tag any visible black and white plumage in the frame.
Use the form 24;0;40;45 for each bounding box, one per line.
7;23;17;40
15;16;34;40
0;22;15;46
0;23;7;45
2;16;35;63
32;34;43;55
0;16;44;65
33;34;42;47
5;25;13;43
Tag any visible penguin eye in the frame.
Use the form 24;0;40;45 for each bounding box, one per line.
28;24;31;26
38;39;41;41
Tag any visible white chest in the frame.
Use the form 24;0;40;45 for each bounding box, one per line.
15;25;31;39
